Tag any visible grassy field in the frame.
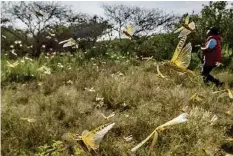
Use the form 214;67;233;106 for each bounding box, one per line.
1;52;233;155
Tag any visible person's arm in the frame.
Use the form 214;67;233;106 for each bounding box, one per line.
200;39;217;51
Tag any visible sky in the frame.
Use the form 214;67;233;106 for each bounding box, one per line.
3;1;233;39
60;1;211;16
5;1;233;29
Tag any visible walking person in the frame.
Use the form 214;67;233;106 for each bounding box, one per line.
197;26;224;87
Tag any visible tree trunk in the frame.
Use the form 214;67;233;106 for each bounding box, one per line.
33;38;42;57
35;45;41;57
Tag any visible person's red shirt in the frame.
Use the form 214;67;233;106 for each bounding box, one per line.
203;35;222;66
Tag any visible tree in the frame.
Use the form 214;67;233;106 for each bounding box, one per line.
201;1;233;48
4;1;70;57
102;4;176;56
72;15;111;51
102;4;134;39
102;4;176;39
47;14;111;53
174;1;233;67
188;1;233;48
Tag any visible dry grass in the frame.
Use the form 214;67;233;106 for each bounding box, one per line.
1;56;233;155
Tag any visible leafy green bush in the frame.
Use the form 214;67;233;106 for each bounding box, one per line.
222;45;233;68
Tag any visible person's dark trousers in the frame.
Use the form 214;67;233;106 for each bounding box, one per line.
201;64;222;87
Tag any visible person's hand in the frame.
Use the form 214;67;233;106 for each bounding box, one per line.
195;45;201;48
216;62;223;67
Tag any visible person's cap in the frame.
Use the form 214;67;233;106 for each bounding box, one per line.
208;26;220;35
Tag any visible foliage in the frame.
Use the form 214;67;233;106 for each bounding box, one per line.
175;2;233;50
2;1;70;57
2;1;233;67
102;4;176;38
